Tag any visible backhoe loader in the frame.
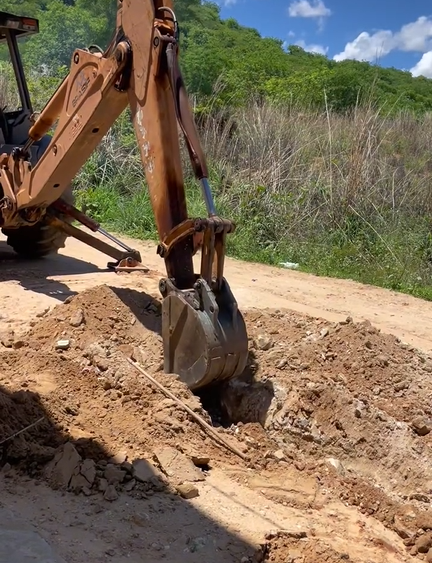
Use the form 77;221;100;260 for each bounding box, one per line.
0;2;249;391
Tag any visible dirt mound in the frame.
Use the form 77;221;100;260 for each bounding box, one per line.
0;385;62;465
26;282;163;368
234;308;432;477
262;531;358;563
2;285;432;560
221;308;432;558
0;285;242;475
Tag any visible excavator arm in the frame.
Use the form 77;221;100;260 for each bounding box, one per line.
0;0;249;390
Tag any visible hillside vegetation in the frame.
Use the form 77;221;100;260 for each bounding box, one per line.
1;0;432;299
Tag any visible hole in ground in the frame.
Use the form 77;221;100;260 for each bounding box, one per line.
195;351;275;429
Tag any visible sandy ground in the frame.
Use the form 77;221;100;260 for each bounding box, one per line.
0;231;431;563
0;231;429;351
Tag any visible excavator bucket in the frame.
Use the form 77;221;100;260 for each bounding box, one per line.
160;277;249;390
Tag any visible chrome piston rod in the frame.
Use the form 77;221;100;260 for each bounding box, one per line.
199;177;216;217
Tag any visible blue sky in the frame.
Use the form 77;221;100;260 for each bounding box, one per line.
214;0;432;78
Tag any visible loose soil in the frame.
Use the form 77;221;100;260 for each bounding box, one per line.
0;234;432;563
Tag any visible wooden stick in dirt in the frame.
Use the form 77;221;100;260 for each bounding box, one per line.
0;416;45;446
126;358;248;461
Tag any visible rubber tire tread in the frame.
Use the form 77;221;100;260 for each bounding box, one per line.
2;186;75;258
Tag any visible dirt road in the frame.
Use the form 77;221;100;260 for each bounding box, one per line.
0;231;430;351
1;231;432;563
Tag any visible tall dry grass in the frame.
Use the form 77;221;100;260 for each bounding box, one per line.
200;103;432;236
0;58;431;297
77;101;432;297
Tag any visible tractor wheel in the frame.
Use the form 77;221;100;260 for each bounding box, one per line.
2;185;75;258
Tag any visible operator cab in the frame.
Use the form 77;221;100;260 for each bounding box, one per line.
0;11;41;160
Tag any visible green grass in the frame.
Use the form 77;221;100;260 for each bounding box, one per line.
72;101;432;302
74;182;432;301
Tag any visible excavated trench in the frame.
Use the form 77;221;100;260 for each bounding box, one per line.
196;364;276;429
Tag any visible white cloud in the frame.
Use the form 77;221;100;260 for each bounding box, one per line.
288;0;331;19
333;30;394;62
411;51;432;78
295;39;328;55
334;16;432;63
397;17;432;52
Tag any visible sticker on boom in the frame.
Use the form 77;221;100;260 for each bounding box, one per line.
22;18;37;31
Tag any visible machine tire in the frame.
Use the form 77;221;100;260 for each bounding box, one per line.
2;185;75;258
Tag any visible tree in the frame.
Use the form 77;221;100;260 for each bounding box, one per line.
0;0;430;114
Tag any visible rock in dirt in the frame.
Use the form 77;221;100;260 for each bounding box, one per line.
409;493;430;503
354;400;366;418
394;380;409;392
0;330;15;348
121;460;133;473
412;417;432;436
1;463;11;474
132;458;163;483
123;479;136;492
153;447;205;485
98;478;108;492
94;356;109;372
44;445;97;493
70;459;97;492
36;306;50;318
108;451;128;465
44;442;81;488
273;450;286;461
426;548;432;563
416;532;432;553
417;513;432;531
176;482;199;499
191;454;210;467
393;515;415;540
326;457;345;475
279;530;308;540
69;308;85;327
79;459;96;485
255;335;273;351
103;484;119;501
104;464;126;485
